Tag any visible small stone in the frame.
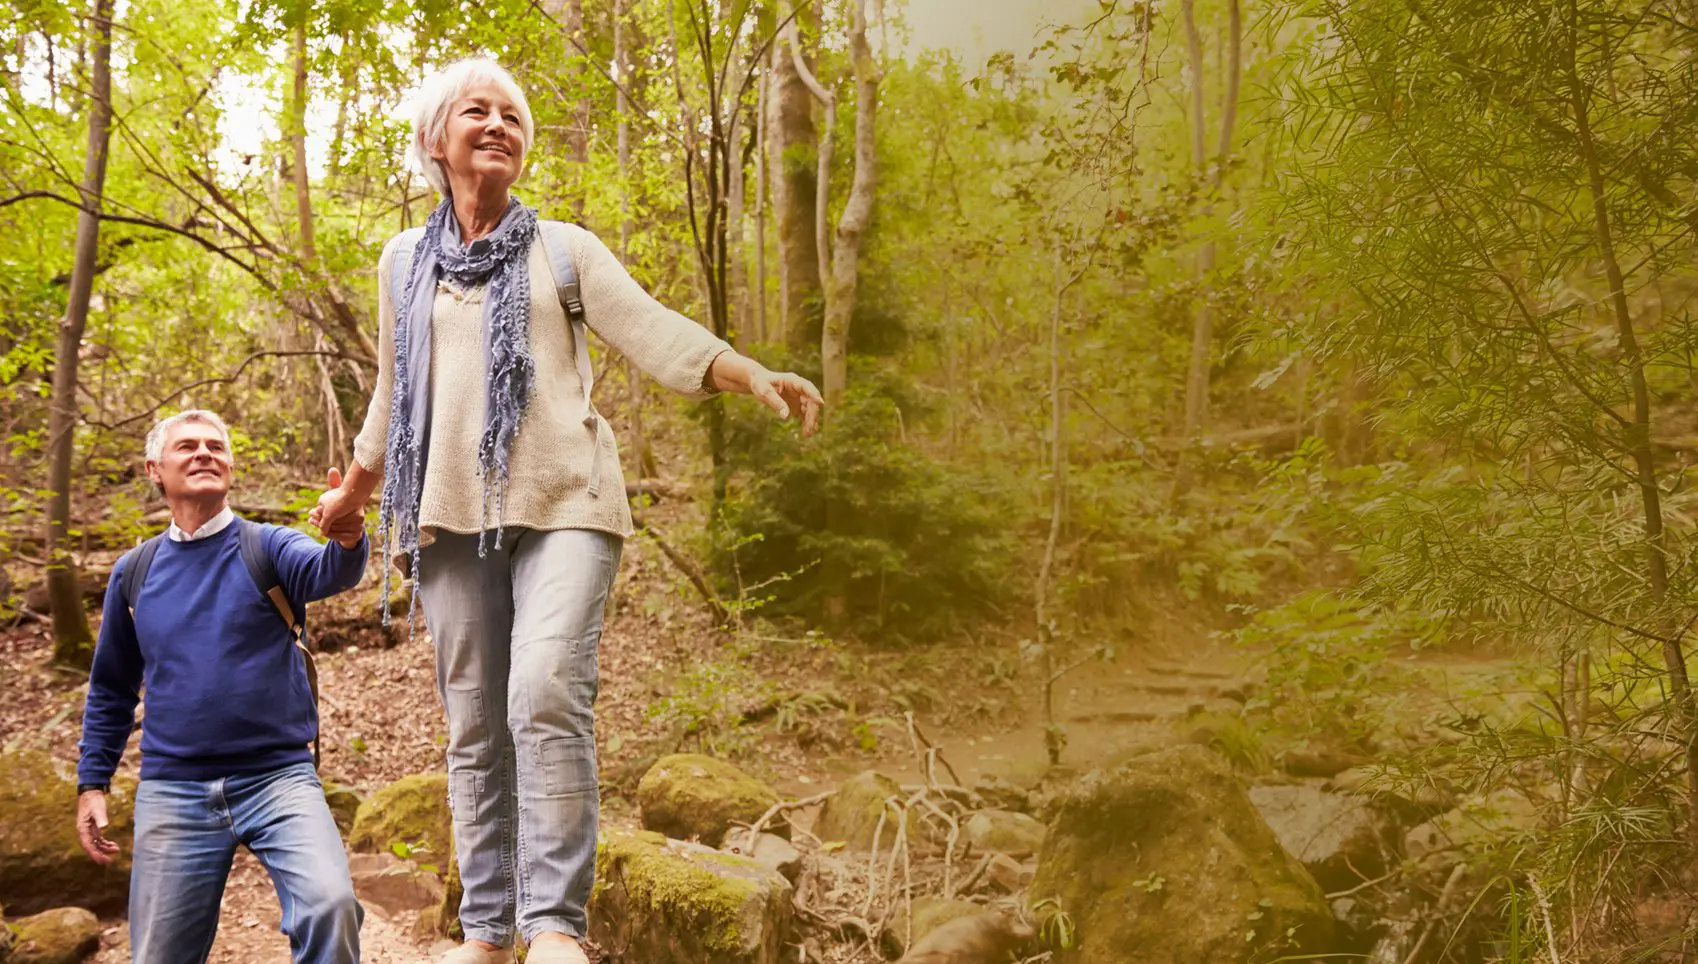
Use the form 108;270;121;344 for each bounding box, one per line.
983;853;1027;894
724;832;803;884
964;809;1046;857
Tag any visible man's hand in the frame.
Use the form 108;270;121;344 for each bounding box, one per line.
309;467;366;549
77;790;120;865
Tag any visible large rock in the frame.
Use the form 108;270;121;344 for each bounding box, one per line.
636;754;780;847
0;751;133;916
814;771;911;851
880;896;983;957
964;810;1046;857
1249;784;1398;893
1030;746;1335;963
348;772;451;864
589;828;792;964
347;853;444;920
9;907;100;964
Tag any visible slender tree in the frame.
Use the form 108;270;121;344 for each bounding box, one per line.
44;0;114;667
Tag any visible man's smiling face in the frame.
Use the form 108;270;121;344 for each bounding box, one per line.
147;419;233;502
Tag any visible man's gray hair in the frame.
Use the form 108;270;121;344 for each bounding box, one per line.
407;58;535;197
145;410;231;463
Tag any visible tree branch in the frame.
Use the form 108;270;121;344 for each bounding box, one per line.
86;350;367;433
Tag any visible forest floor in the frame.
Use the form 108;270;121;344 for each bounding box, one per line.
0;499;1248;962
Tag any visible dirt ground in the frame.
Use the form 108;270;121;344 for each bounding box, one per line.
0;519;1233;962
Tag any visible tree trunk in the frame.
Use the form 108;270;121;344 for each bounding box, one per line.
615;0;655;478
1037;244;1070;766
753;66;770;344
542;0;590;221
291;21;352;465
329;34;356;179
815;0;881;623
1565;23;1698;842
45;0;113;668
290;23;316;262
769;1;823;354
567;0;588;222
789;27;835;307
820;0;879;408
727;97;747;348
1174;0;1240;497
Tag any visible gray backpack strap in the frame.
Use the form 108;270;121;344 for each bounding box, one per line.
388;227;428;317
537;220;604;497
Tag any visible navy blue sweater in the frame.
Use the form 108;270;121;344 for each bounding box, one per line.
77;520;369;784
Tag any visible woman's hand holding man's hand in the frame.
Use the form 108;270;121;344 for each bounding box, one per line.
310;466;367;548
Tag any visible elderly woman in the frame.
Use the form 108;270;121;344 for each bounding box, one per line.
310;59;821;964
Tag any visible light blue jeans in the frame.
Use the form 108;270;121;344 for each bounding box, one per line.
417;527;622;946
129;762;361;964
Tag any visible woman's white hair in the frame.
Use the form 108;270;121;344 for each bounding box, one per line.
407;58;535;197
145;410;230;463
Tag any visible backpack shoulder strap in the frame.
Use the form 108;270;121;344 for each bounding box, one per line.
236;518;321;767
537;220;586;323
538;220;604;497
118;534;166;618
236;519;300;637
387;227;428;312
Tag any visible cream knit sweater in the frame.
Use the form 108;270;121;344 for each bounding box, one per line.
352;223;731;545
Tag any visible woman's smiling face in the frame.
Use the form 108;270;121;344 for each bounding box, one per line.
432;80;527;191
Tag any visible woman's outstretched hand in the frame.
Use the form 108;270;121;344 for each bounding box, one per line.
748;369;824;437
709;352;824;437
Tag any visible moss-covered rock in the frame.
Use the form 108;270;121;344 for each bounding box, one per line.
9;907;100;964
814;771;912;852
879;896;983;957
963;809;1047;857
589;828;792;964
413;838;464;943
0;751;133;916
348;772;451;864
322;781;364;837
1249;784;1398;893
1030;746;1335;963
636;754;780;848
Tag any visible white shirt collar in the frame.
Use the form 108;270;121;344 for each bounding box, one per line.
168;505;235;542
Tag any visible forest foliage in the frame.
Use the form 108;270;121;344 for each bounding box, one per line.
9;0;1698;956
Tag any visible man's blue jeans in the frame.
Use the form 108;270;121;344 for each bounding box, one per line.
129;762;362;963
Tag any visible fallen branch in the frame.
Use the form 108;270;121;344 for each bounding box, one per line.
905;712;963;788
632;513;729;626
736;790;836;853
956;852;995;897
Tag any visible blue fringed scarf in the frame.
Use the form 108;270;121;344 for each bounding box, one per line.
380;197;540;625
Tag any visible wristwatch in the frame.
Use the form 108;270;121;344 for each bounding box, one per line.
76;783;109;795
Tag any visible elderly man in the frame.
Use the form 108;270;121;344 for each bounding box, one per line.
75;409;369;964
